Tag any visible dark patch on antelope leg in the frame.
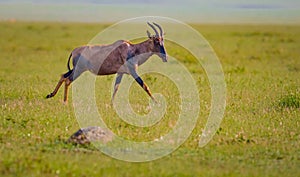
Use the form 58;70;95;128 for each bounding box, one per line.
135;77;156;102
128;64;156;102
63;70;73;78
135;77;143;86
68;67;85;82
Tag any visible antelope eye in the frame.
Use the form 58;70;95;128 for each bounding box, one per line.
154;39;160;44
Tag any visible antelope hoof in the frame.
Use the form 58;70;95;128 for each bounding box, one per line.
151;97;158;104
46;93;53;99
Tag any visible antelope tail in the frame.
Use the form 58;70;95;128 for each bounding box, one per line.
67;53;72;71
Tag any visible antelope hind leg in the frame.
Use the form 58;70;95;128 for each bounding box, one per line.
46;70;72;99
63;78;72;104
46;75;66;99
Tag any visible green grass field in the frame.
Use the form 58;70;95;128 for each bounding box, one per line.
0;21;299;177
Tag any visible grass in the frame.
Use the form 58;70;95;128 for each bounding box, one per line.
0;21;299;176
277;91;300;109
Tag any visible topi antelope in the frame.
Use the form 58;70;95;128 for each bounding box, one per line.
46;22;167;103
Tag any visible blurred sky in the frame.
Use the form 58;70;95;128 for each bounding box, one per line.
0;0;299;23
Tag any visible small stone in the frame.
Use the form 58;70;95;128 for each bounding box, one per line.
68;126;113;145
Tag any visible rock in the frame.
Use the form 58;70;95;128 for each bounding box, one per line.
68;126;113;145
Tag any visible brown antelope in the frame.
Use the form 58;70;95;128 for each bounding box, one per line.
46;22;167;103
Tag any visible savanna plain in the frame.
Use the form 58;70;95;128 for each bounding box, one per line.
0;21;299;177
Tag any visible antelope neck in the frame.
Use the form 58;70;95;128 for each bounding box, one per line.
131;39;154;56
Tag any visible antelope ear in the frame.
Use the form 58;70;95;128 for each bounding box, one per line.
146;30;151;38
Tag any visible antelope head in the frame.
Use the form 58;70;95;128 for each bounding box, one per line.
147;22;167;62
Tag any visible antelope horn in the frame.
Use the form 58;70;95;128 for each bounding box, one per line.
146;30;151;38
147;22;159;37
153;22;163;37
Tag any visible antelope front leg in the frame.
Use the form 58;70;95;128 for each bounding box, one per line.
135;77;156;102
111;73;123;103
128;66;156;102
